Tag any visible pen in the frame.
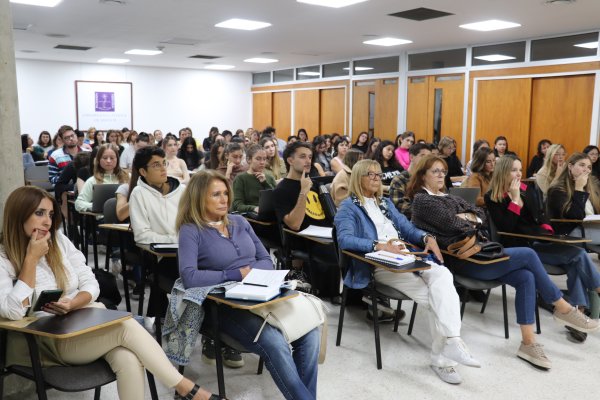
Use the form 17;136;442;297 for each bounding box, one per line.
244;282;268;287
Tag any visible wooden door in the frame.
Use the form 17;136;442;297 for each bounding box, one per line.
272;91;291;137
529;74;595;162
320;88;346;135
430;75;465;160
294;90;320;139
374;79;399;142
406;76;431;142
252;92;272;131
352;81;374;138
475;78;533;165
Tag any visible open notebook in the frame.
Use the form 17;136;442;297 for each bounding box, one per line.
225;269;290;302
364;250;416;267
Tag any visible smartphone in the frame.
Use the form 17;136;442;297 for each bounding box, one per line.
31;289;63;312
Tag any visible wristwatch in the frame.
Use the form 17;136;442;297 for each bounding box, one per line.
372;240;379;251
422;233;436;246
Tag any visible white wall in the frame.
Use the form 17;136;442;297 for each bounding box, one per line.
15;59;252;143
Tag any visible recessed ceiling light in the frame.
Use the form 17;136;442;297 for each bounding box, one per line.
459;19;521;32
124;49;163;56
574;41;598;49
244;57;279;63
344;66;373;71
474;54;516;62
363;37;412;47
297;0;368;8
98;58;130;64
298;71;321;76
205;65;236;70
215;18;271;31
10;0;62;6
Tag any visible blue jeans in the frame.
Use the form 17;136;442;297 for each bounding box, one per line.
210;305;319;400
451;247;563;325
533;242;600;307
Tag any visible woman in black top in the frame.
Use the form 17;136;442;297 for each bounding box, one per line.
583;145;600;179
202;126;219;152
527;139;551;178
353;131;369;153
372;140;403;187
493;135;517;159
438;136;463;189
178;137;203;170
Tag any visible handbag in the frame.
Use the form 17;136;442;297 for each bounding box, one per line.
447;235;504;261
250;292;328;363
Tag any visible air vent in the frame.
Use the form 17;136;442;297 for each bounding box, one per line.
389;7;453;21
13;23;32;31
46;33;69;38
189;54;221;59
160;37;201;46
54;44;92;51
99;0;127;4
21;49;39;53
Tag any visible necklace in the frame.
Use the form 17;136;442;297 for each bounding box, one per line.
208;220;223;226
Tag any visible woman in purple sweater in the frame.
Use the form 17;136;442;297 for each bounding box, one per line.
176;170;320;400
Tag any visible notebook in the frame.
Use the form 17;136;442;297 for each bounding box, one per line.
149;243;178;253
364;250;416;267
225;269;290;302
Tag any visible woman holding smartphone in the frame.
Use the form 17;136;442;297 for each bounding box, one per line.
0;186;221;400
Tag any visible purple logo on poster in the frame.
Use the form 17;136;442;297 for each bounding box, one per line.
95;92;115;112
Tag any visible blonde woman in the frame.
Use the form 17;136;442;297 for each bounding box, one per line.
260;137;286;181
162;135;190;184
535;143;566;196
75;144;129;212
0;186;220;400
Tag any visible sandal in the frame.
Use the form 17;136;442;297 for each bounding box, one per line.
175;384;225;400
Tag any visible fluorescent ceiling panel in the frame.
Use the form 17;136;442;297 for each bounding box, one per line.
363;37;412;47
10;0;62;6
474;54;516;62
459;19;521;32
297;0;368;8
98;58;130;64
124;49;163;56
297;71;321;76
215;18;271;31
244;57;278;63
205;64;236;70
574;41;598;49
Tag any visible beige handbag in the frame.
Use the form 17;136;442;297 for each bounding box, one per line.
250;292;328;363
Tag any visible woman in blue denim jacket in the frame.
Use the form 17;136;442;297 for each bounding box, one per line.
334;160;479;385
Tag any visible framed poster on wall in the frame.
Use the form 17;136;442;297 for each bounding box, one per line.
75;80;133;130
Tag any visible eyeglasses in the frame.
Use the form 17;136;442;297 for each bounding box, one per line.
146;160;168;170
364;172;383;180
429;169;448;176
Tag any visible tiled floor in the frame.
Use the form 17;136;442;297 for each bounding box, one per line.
5;250;600;400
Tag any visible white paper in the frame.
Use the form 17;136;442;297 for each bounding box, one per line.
243;269;289;287
583;215;600;222
152;243;179;249
364;250;415;266
298;225;333;239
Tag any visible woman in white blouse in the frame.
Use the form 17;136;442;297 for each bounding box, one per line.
0;186;219;400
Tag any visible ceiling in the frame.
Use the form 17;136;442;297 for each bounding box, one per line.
9;0;600;73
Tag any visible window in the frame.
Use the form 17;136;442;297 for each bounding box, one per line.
273;69;294;82
296;65;321;80
323;61;350;78
353;56;399;75
409;48;466;71
472;41;526;66
531;32;599;61
252;72;271;85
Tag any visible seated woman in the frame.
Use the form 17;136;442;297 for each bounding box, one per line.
312;136;333;175
33;130;53;161
330;137;350;175
75;144;129;212
334;159;480;385
372;140;403;188
207;140;225;170
216;142;247;185
408;155;597;369
493;135;517;159
177;137;203;171
162;135;190;184
535;144;566;196
0;186;219;400
364;137;380;160
547;152;600;321
331;149;364;207
260;137;286;181
177;171;320;400
231;144;276;213
394;131;415;170
106;129;125;156
486;155;600;336
353;131;369;153
460;147;495;207
438;136;464;188
527;139;552;178
464;139;489;177
583;145;600;179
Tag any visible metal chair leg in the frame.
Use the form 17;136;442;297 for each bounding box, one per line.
336;287;348;346
257;358;264;375
371;290;382;370
407;303;418;336
93;387;101;400
480;289;492;314
393;300;403;333
535;301;541;334
502;285;509;339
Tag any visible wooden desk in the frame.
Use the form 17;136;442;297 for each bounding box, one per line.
342;250;431;273
283;227;333;245
205;289;298;397
441;250;510;264
244;216;276;227
497;231;591;244
0;308;130;339
550;218;600;224
79;210;104;270
99;223;133;312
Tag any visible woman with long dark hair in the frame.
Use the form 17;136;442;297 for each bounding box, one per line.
353;131;369;153
527;139;552;178
177;137;203;171
372;140;403;187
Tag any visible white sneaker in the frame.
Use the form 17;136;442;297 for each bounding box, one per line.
442;337;481;368
430;365;462;384
143;316;155;332
110;259;122;278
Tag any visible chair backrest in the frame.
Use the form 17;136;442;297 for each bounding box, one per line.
103;198;119;224
24;165;54;191
486;210;501;242
92;184;120;213
257;189;276;221
448;187;480;205
318;184;337;221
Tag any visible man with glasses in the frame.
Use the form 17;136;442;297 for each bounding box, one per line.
48;125;85;184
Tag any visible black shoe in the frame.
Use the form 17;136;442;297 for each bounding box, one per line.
130;284;143;300
201;337;216;365
222;347;244;368
366;308;405;323
565;325;588;343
